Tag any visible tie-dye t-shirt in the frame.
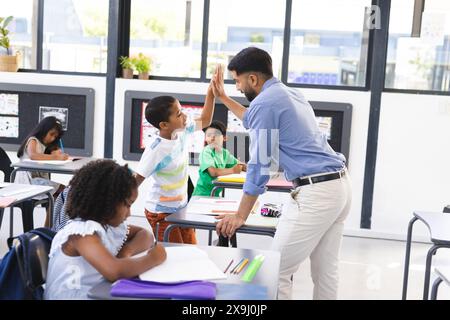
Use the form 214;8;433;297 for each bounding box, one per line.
136;118;198;213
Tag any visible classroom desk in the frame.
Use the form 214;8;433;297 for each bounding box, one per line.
0;183;54;234
402;211;450;300
210;178;293;196
163;205;277;246
431;267;450;300
10;157;98;181
88;243;280;300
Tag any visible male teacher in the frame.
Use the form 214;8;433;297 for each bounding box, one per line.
212;47;352;300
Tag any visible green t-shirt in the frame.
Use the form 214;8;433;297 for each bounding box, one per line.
193;146;238;197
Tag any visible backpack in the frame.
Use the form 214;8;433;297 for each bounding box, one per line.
0;228;56;300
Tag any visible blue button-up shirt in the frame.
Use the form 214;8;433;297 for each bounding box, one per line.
242;77;346;196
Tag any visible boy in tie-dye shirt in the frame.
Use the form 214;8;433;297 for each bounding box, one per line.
135;88;215;244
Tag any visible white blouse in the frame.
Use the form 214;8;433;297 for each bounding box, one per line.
44;219;129;300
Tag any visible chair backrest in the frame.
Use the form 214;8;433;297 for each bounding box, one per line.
14;228;56;294
0;147;13;182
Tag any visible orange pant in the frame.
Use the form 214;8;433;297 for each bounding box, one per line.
145;209;197;244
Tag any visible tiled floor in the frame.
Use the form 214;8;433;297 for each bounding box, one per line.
1;207;449;300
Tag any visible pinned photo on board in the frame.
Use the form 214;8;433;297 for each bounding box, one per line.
0;93;19;115
39;106;69;131
0;116;19;138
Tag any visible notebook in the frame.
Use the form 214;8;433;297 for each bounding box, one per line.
111;279;216;300
187;197;259;216
24;159;73;165
139;247;226;283
0;197;16;208
0;185;36;197
216;173;246;183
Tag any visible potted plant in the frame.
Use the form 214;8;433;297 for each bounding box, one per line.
119;56;134;79
0;16;20;72
132;53;152;80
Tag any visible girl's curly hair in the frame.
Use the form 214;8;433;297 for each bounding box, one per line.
66;159;137;225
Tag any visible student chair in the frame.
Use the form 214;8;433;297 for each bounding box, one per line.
0;147;50;236
14;228;56;299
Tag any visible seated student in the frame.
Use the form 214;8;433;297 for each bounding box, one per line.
16;116;69;226
134;84;215;244
44;160;166;300
192;120;246;247
193;120;246;197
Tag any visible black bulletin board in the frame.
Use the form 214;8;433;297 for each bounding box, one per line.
0;83;95;157
122;91;352;165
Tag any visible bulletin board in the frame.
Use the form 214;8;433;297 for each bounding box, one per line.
122;90;352;164
0;83;95;156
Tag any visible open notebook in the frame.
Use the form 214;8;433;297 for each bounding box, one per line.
139;247;226;283
187;197;259;216
23;159;73;165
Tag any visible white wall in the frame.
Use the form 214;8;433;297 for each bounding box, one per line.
114;79;371;236
372;92;450;238
0;71;106;185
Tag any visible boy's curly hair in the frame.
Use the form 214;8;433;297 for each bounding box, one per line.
66;159;137;225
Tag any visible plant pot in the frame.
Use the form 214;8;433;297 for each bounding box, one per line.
0;54;19;72
138;72;149;80
122;68;134;79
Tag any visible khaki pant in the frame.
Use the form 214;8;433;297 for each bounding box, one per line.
271;172;352;300
145;209;197;244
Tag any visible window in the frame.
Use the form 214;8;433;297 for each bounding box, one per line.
386;0;450;91
1;1;36;69
130;0;204;78
288;0;371;87
42;0;109;73
207;0;285;80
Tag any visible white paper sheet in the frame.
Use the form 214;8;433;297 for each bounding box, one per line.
139;246;226;283
24;159;73;165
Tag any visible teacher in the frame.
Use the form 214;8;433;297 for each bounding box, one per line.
212;47;352;300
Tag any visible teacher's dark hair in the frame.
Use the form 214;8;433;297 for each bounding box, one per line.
228;47;273;78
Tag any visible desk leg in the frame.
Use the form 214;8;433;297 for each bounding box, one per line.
210;187;220;197
0;208;4;231
46;192;54;229
9;207;14;238
163;224;178;242
10;168;19;182
20;201;35;233
402;216;418;300
423;244;445;300
208;230;212;246
430;277;443;300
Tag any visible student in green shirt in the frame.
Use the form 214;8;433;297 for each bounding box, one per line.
193;120;246;197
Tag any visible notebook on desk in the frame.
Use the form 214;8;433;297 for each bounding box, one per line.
187;197;259;216
0;185;36;197
24;159;73;165
216;173;246;183
139;247;226;283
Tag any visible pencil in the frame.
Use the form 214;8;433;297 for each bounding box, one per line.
230;258;245;274
224;259;234;273
234;258;249;274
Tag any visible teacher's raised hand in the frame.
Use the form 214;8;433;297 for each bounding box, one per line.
211;64;226;99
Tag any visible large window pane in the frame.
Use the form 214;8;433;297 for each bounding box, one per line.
288;0;371;87
1;1;35;69
386;0;450;91
207;0;285;80
43;0;109;73
130;0;204;78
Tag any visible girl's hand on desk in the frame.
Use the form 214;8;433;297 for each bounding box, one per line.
55;153;69;160
147;243;167;264
215;214;245;238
